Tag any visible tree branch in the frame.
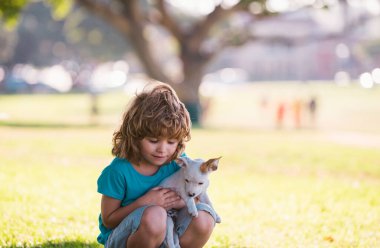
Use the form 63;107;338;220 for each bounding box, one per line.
155;0;183;41
187;5;234;52
76;0;171;83
75;0;130;34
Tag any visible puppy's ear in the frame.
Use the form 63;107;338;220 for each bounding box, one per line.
175;157;187;168
200;157;221;173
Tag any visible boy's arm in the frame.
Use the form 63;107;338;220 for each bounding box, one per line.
101;187;181;229
101;195;144;229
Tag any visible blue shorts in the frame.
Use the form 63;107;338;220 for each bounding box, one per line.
105;203;217;248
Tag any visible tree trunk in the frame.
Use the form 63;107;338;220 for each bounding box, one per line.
173;53;207;125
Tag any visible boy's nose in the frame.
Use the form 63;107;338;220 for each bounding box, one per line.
156;143;165;151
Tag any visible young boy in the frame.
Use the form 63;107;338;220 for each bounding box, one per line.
97;82;218;247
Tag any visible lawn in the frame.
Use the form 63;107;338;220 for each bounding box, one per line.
1;82;380;247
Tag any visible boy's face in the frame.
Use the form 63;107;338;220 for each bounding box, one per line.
139;137;179;167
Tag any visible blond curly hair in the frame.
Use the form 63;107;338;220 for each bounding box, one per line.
112;82;191;165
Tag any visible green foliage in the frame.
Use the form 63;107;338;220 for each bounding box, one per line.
46;0;73;20
0;0;72;29
0;0;28;29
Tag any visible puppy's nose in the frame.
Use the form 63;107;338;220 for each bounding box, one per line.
188;193;195;197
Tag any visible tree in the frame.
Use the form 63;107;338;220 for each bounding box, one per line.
1;0;376;124
0;1;279;123
73;0;274;124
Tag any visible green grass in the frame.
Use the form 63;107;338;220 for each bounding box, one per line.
1;82;380;247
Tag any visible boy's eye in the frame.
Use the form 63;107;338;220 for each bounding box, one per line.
148;138;158;143
185;179;189;183
198;182;204;185
168;140;178;145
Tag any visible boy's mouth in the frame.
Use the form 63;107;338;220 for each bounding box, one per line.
153;155;166;159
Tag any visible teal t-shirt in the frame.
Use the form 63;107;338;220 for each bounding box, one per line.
97;157;180;245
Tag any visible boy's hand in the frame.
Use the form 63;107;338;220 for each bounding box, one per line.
160;188;185;210
137;187;182;210
170;196;185;210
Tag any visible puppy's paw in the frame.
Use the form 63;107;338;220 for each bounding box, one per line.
189;210;198;218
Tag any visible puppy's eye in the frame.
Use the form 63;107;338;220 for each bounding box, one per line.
198;182;204;185
185;179;189;183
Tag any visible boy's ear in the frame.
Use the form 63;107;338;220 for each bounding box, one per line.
175;157;187;168
200;157;221;173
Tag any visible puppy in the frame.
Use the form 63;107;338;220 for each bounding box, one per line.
159;156;221;248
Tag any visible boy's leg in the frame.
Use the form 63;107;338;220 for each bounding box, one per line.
176;203;218;248
179;211;214;248
106;205;167;248
127;205;167;248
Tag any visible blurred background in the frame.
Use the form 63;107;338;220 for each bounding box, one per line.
1;0;380;131
1;0;380;247
1;0;380;127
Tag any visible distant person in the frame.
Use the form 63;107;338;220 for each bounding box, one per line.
257;95;270;127
308;96;318;127
96;82;218;247
276;101;286;129
292;98;303;129
90;90;99;116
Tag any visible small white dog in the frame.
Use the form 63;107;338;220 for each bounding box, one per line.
159;156;221;248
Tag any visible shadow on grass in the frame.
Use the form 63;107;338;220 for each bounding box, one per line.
0;121;105;129
6;241;103;248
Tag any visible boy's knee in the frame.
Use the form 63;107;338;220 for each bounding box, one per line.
192;211;214;235
140;206;167;236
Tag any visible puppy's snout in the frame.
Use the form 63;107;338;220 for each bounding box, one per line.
188;193;195;197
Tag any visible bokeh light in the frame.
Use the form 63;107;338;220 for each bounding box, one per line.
359;72;374;89
0;67;4;82
335;43;350;59
334;71;351;86
371;68;380;84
